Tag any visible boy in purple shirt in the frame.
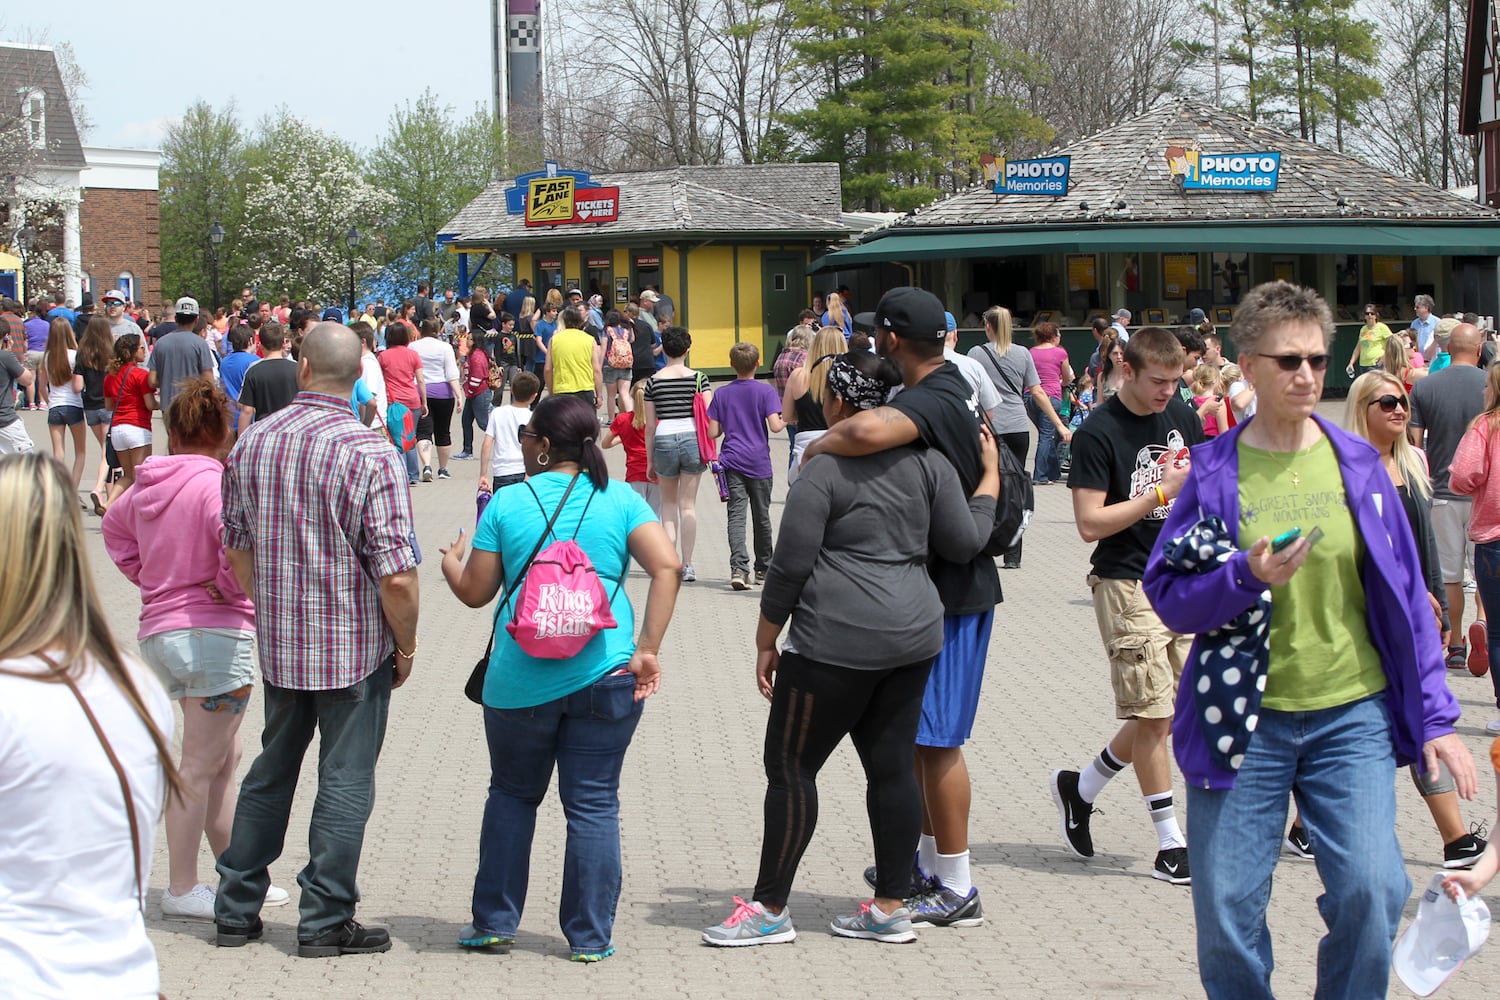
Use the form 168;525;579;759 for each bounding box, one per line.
707;342;785;589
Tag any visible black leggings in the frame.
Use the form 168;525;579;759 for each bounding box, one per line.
426;395;455;447
999;430;1030;563
754;651;934;908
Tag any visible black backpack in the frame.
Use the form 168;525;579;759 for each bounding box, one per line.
982;436;1033;557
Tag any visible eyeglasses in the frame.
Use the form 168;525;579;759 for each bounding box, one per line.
1371;394;1409;412
1256;352;1331;372
517;427;541;443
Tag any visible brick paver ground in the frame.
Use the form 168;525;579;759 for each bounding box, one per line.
21;399;1497;999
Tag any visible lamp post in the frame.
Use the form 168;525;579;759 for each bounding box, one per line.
345;227;360;318
208;221;225;311
15;226;34;306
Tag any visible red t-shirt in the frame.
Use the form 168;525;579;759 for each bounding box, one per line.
609;412;649;483
379;346;423;408
104;363;153;429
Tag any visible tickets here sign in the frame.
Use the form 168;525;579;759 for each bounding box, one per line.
1169;149;1281;191
524;183;621;227
987;155;1071;197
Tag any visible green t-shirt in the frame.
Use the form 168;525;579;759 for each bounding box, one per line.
1237;435;1387;711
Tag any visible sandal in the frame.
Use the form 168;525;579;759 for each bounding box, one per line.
90;491;107;517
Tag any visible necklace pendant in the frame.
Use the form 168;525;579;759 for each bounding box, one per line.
1291;471;1301;487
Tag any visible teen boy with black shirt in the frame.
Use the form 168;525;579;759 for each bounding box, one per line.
801;286;997;928
1051;326;1204;885
238;323;300;425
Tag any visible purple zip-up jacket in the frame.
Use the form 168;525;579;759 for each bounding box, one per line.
1142;414;1459;790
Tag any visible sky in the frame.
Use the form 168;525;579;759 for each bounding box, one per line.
13;0;503;150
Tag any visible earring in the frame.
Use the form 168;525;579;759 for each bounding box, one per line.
538;453;550;466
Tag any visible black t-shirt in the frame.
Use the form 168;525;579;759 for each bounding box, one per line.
239;358;300;421
74;355;107;410
632;319;657;376
887;361;1001;613
1067;393;1205;579
471;300;495;333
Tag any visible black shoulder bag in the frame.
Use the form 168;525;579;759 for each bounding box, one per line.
464;475;579;704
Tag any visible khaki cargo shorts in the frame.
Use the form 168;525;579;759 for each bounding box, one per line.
1088;575;1191;720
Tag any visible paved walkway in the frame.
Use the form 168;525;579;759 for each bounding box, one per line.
22;401;1496;999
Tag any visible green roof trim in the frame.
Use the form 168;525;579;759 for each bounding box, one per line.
811;222;1500;270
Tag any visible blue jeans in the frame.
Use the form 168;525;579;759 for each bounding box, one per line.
1186;693;1408;1000
215;664;392;939
1474;541;1500;709
461;392;493;454
1026;394;1062;483
472;671;643;953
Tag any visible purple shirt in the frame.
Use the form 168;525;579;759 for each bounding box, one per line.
707;378;782;479
24;317;49;352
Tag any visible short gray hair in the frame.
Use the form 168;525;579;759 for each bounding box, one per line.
1231;281;1334;356
1415;293;1435;312
787;325;814;351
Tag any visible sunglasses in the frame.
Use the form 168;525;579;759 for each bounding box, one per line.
1256;352;1331;372
1370;394;1409;412
1365;312;1379;317
517;427;541;443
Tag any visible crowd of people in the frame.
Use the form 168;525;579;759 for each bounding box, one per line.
4;274;1500;1000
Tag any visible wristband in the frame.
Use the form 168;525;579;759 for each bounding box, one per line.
1154;485;1167;508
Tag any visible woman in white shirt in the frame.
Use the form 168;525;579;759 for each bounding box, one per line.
411;318;462;480
43;318;88;494
0;451;180;999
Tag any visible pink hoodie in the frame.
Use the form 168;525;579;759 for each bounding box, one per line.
101;454;254;639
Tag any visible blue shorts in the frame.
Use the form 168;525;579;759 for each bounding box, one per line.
652;430;706;478
139;626;257;700
916;610;993;748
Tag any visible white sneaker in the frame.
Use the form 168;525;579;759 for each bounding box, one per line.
681;564;696;582
1486;718;1500;734
265;883;291;907
161;883;217;921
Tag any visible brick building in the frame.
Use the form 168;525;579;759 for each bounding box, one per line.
81;147;161;306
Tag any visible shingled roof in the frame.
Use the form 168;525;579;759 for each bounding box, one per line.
0;43;86;171
889;98;1499;234
442;162;851;250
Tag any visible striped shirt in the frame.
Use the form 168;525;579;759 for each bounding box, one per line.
644;371;708;420
222;392;417;690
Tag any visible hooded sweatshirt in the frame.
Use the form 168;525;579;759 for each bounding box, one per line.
101;454;254;639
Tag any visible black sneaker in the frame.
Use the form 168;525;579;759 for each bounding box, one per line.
422;466;434;483
298;919;393;958
1284;824;1314;859
216;916;264;948
1152;847;1191;885
437;468;452;480
754;570;766;585
863;860;935;898
1049;769;1095;858
1444;826;1489;869
904;884;984;928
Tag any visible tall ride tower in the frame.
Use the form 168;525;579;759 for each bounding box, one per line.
490;0;544;145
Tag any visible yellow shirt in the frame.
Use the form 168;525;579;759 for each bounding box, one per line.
550;327;597;394
1357;322;1394;367
1237;436;1387;711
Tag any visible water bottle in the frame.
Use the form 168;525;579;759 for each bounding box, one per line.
476;483;492;523
710;459;729;503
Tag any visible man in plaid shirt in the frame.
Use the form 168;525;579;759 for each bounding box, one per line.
214;322;421;959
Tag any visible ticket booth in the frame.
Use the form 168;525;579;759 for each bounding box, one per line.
535;256;563;295
585;254;613;305
632;251;663;298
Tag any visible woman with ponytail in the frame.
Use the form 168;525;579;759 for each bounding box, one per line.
101;377;290;921
442;394;682;962
0;452;180;995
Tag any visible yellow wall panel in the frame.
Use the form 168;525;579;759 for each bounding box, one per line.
683;246;739;371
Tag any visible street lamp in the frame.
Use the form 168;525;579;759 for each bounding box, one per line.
345;226;360;318
15;226;34;305
208;221;225;311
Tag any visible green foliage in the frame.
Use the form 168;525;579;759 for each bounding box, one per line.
158;101;249;307
779;0;1048;211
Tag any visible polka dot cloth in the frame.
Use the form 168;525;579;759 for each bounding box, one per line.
1162;515;1273;773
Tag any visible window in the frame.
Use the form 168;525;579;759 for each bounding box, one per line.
1483;122;1500;208
117;273;135;304
23;90;45;149
773;273;787;291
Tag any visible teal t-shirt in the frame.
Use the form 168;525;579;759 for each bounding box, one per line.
472;471;657;708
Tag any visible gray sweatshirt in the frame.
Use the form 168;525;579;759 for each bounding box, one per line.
761;446;996;669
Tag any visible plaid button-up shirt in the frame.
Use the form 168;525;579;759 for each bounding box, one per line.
222;391;417;690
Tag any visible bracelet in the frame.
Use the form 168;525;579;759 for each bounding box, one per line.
394;639;418;659
1154;485;1167;508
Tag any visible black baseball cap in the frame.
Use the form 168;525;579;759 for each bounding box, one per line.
853;287;947;340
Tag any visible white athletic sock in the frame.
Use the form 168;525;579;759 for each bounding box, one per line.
932;850;972;895
1077;746;1126;803
1145;791;1186;850
917;834;938;876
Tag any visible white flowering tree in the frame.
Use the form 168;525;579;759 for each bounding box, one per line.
240;114;393;303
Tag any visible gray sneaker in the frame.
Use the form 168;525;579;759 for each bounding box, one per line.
702;897;796;947
830;901;916;943
730;570;750;591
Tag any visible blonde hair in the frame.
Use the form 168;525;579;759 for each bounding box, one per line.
825;292;848;330
983;306;1013;352
1346;371;1429;500
1190;363;1224;396
1471;363;1500;437
545;288;564;310
802;326;848;406
0;454;181;795
1381;334;1410;377
632;380;647;431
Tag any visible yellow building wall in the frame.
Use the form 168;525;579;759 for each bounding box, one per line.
680;245;739;371
737;249;765;361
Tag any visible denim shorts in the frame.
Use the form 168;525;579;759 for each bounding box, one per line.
652;430;705;478
602;365;633;385
139;627;257;700
47;404;84;426
85;407;111;426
